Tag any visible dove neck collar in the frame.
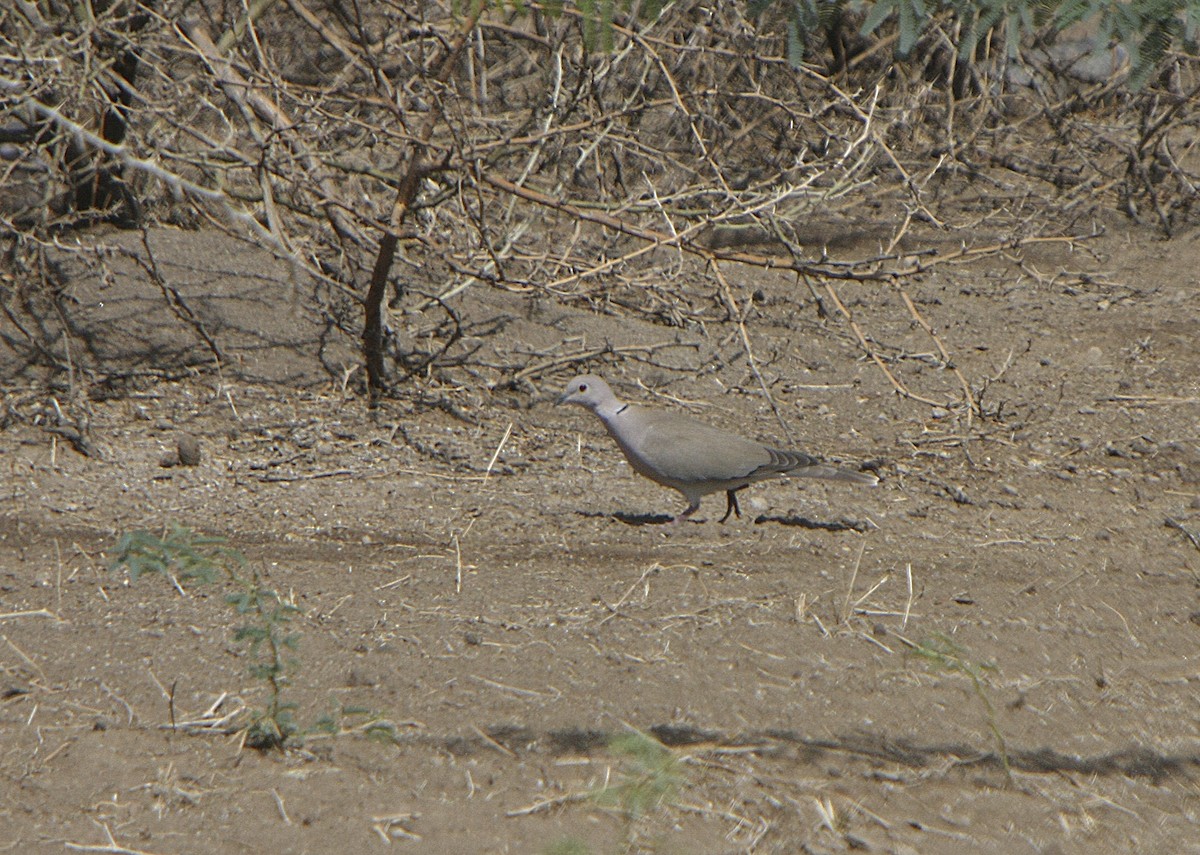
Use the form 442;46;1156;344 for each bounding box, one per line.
595;400;629;423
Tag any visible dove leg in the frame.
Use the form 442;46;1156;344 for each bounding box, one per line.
670;499;702;525
719;488;746;523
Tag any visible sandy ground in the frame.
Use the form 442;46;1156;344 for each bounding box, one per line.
1;218;1199;853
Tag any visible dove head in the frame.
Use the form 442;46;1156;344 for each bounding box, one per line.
557;374;621;416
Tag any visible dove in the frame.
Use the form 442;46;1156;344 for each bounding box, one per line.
557;374;877;523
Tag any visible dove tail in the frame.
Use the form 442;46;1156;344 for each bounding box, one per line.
767;448;879;484
817;467;879;485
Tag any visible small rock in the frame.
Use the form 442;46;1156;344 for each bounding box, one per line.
931;407;951;419
177;434;202;466
158;451;179;468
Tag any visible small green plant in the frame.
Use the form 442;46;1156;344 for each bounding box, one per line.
594;731;683;820
312;702;407;744
542;838;592;855
543;730;685;854
112;524;301;749
912;633;1012;782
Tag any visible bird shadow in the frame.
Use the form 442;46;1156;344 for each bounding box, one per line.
573;510;871;530
575;510;675;526
752;514;874;532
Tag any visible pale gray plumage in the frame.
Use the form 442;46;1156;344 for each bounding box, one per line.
557;374;877;523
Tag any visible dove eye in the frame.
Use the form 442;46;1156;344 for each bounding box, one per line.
578;383;588;392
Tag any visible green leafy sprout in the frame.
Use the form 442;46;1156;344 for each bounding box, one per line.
912;632;1012;782
112;524;301;749
594;730;684;819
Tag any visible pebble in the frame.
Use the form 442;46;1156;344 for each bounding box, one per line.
177;434;202;466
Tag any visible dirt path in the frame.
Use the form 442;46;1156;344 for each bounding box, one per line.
1;221;1199;852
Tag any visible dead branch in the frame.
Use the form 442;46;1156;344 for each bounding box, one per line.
3;0;1195;411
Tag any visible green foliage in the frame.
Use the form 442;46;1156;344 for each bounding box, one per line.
111;525;302;750
955;0;1041;62
455;0;668;53
312;702;407;744
113;525;234;585
453;0;1199;88
755;0;1200;89
542;839;592;855
751;0;847;66
544;730;685;853
860;0;928;57
244;697;300;750
594;731;683;819
1052;0;1200;87
912;633;1012;782
912;632;997;675
855;0;1042;60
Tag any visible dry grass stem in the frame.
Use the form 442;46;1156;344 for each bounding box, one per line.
0;609;59;621
65;823;166;855
271;789;291;825
1165;517;1200;553
470;674;557;699
505;790;594;817
483;421;513;481
452;534;464;594
1100;602;1140;647
599;562;664;625
903;563;914;629
3;635;48;684
471;724;517;758
838;540;870;626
